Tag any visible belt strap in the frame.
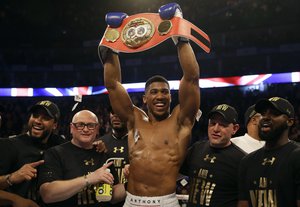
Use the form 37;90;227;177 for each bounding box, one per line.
99;13;211;53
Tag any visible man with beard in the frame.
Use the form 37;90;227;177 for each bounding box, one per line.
238;97;300;207
99;110;129;207
0;105;39;207
0;100;66;205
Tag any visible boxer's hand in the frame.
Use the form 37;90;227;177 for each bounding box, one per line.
99;12;128;64
105;12;128;28
158;2;182;20
158;3;189;45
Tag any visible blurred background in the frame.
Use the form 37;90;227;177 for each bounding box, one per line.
0;0;299;141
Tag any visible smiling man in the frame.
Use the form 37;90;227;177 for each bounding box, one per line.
103;36;200;207
0;100;66;204
38;110;125;207
238;97;300;207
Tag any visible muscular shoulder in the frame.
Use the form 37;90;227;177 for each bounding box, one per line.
132;106;148;121
170;105;195;129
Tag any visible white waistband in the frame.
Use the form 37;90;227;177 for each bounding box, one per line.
124;192;180;207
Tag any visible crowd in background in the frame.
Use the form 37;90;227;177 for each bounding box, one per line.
0;0;299;87
1;83;299;144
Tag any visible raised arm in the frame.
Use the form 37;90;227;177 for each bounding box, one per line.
177;41;200;125
158;3;200;125
103;50;134;123
100;13;135;123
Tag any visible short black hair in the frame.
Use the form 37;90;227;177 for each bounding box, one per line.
145;75;169;91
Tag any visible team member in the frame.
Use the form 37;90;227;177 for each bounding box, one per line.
102;3;200;206
238;97;300;207
39;110;126;207
0;107;39;207
0;100;66;203
231;105;265;153
100;111;129;207
181;104;246;207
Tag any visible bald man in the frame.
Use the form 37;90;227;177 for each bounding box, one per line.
39;110;126;207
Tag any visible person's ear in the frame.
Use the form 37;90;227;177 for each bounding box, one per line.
52;122;58;130
143;94;147;104
232;124;240;135
287;118;294;126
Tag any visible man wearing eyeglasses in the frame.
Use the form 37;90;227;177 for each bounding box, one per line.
38;110;126;207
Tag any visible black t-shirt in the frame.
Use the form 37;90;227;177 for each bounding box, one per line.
100;133;129;207
38;141;119;207
181;141;246;207
238;141;300;207
100;133;129;183
0;133;66;201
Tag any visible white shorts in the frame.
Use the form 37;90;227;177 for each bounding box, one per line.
123;191;180;207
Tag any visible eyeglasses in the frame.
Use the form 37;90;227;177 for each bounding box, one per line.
72;122;98;130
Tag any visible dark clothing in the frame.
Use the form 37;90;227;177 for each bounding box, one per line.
0;133;66;201
38;141;119;207
100;133;129;207
238;141;300;207
181;141;246;207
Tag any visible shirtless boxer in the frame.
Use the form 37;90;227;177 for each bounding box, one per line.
101;3;200;206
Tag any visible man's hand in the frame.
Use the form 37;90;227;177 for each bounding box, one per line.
123;164;130;179
10;160;44;184
93;140;108;153
98;12;127;64
87;162;114;185
158;3;189;45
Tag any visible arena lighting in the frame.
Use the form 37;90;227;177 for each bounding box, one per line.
0;72;299;97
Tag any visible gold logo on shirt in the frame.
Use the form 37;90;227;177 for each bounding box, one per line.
113;147;124;153
84;158;95;166
262;157;275;166
204;154;216;163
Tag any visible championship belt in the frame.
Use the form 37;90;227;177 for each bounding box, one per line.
99;13;211;53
